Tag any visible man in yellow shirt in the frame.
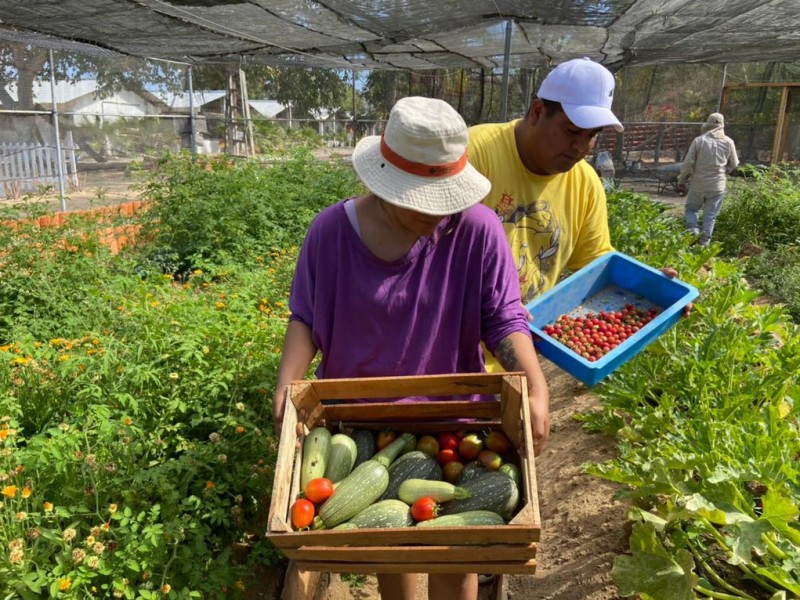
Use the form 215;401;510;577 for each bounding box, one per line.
468;57;624;371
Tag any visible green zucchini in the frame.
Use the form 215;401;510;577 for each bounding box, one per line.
499;463;522;488
317;460;389;528
332;522;359;530
416;510;506;528
351;429;376;468
398;479;471;504
456;461;489;485
439;471;519;520
381;451;443;500
373;432;416;468
348;499;413;529
323;433;358;483
300;427;332;490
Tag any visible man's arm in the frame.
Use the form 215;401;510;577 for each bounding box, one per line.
726;138;740;173
272;319;318;431
493;332;550;456
677;138;698;186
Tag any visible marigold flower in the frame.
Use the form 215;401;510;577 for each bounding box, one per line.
109;504;118;514
58;422;70;432
217;454;227;464
72;548;86;563
209;432;220;443
43;501;53;512
2;485;17;497
235;402;245;411
93;542;105;555
235;581;246;591
161;584;171;594
206;480;215;489
9;549;23;564
168;372;179;380
123;417;133;426
9;538;24;550
63;528;77;542
86;556;100;569
58;578;72;591
236;426;245;434
0;430;8;440
21;486;31;498
85;535;95;546
27;528;40;540
15;511;26;520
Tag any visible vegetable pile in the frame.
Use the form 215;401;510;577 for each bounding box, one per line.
289;427;521;530
541;304;660;361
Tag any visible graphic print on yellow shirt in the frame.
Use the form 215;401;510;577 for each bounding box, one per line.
497;195;560;302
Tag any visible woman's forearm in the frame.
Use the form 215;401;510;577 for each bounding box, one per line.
273;319;318;428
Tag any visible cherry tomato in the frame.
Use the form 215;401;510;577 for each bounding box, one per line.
437;432;459;451
477;449;503;471
411;497;439;522
291;498;315;530
415;435;439;458
376;429;397;450
484;430;511;454
304;478;334;504
437;448;459;465
458;433;483;460
442;460;465;483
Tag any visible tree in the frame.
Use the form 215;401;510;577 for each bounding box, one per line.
265;67;349;116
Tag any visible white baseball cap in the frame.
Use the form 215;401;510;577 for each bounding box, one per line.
538;57;623;133
352;96;491;216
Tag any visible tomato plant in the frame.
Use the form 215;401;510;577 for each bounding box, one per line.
304;478;334;504
291;499;315;529
416;434;439;457
458;433;483;460
410;497;439;522
377;429;397;450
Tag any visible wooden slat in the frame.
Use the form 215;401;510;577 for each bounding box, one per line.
302;372;517;400
268;400;300;534
282;544;536;563
500;375;525;453
332;420;502;434
322;400;500;423
268;524;538;549
289;381;325;430
293;560;537;575
516;380;541;530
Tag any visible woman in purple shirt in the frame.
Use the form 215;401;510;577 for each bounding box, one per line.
273;96;549;600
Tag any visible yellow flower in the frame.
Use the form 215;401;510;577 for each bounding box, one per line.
109;504;118;514
168;373;179;380
215;301;226;310
21;486;31;498
15;511;27;520
10;357;31;365
44;501;53;512
0;429;8;440
58;578;72;591
123;417;133;426
235;581;246;591
2;485;17;497
150;301;160;308
236;426;245;434
161;583;171;594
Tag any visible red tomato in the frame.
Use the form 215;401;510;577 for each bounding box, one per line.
415;435;440;458
376;429;397;450
411;497;439;522
484;430;511;454
458;433;483;460
477;449;503;471
291;499;315;529
436;448;459;465
437;432;459;451
442;460;465;483
304;478;334;504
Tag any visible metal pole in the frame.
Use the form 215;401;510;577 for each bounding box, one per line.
188;64;197;156
500;20;513;121
716;64;728;113
48;49;66;212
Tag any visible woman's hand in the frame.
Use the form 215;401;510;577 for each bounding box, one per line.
528;389;550;457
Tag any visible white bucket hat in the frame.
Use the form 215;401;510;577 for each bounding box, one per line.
538;57;624;132
702;112;725;133
352;96;491;216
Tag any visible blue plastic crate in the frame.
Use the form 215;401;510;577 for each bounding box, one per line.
525;251;699;386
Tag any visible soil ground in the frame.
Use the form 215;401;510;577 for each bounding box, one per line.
9;157;687;600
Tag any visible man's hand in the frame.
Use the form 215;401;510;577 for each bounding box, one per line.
676;182;687;195
660;267;693;317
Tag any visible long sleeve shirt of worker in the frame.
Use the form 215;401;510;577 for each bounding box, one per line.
678;128;739;193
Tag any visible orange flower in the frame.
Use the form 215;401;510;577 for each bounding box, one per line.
2;485;17;498
21;486;31;498
43;502;54;512
58;578;71;591
205;481;215;489
161;584;171;594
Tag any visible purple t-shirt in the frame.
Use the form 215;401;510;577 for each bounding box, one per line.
289;200;530;381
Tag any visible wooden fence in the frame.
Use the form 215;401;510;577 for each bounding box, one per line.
0;131;79;199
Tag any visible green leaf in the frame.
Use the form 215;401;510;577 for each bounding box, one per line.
728;519;770;565
613;523;698;600
682;493;750;526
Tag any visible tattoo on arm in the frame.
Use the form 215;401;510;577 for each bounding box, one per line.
494;337;521;372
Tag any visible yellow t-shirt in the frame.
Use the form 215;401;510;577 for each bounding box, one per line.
468;119;613;371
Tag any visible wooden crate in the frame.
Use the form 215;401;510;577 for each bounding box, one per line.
266;372;540;575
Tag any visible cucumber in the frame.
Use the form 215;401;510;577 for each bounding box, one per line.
323;433;358;483
351;430;376;468
397;479;471;505
381;451;443;500
317;460;389;528
439;471;520;520
499;463;522;488
416;510;506;528
373;433;416;468
348;499;413;529
300;427;332;490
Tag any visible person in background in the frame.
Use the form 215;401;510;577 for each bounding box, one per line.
273;96;550;600
676;112;739;246
595;149;616;191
